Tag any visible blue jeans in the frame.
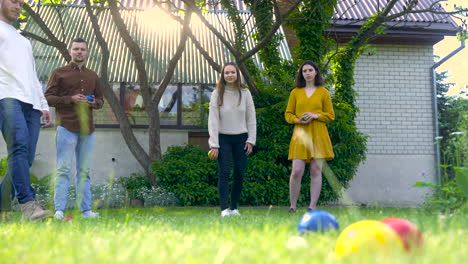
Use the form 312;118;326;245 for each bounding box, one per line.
54;126;94;212
0;98;41;207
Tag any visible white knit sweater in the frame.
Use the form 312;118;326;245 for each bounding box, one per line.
208;86;257;148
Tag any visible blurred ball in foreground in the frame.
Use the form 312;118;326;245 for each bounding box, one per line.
335;220;404;258
381;217;423;251
286;236;308;249
297;210;339;234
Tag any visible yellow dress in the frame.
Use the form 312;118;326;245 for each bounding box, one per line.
285;87;335;162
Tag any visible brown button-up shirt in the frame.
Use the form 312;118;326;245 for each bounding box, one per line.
45;62;104;134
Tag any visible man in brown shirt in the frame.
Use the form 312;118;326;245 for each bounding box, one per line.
45;38;103;220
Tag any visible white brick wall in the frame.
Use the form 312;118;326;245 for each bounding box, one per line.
353;44;435;155
345;44;437;206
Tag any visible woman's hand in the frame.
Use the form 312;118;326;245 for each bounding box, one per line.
298;112;319;124
208;148;219;160
244;143;253;156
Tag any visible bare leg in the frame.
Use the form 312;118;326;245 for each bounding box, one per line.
289;159;306;210
309;159;324;210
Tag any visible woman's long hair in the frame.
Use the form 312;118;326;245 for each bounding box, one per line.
295;60;324;88
216;62;243;106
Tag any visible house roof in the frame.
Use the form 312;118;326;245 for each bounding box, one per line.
26;0;459;31
333;0;458;31
25;5;290;83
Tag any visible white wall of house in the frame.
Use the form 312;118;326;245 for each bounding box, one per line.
344;44;437;206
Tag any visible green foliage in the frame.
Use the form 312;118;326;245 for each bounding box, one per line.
287;0;338;72
0;157;7;179
117;173;152;200
327;102;367;190
454;167;468;198
416;79;467;212
152;145;219;206
221;0;262;83
244;0;285;81
437;72;468;181
414;177;467;213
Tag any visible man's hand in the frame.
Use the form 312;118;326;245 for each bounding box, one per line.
41;110;52;128
71;94;88;104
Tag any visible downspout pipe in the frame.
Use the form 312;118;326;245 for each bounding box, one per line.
430;40;465;185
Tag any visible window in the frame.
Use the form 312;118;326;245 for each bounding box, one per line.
93;83;214;128
181;84;213;127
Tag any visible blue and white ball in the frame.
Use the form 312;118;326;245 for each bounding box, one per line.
297;210;339;234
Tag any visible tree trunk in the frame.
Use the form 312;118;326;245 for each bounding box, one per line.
84;0;150;171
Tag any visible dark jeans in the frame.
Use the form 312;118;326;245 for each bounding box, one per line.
0;98;41;209
218;133;248;210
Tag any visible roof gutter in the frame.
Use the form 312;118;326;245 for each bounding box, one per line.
430;40;465;185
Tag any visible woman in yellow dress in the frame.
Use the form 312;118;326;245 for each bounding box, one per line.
284;60;335;212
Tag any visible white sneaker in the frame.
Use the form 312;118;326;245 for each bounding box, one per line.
230;209;241;216
54;210;64;220
221;209;231;217
81;210;99;218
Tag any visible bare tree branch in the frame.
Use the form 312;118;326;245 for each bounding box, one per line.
182;0;240;57
107;0;152;112
154;2;222;72
20;31;52;45
238;0;302;63
23;3;70;62
83;0;150;171
153;10;193;105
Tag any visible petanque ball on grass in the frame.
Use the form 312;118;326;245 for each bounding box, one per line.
381;217;423;251
63;216;74;222
297;210;339;234
335;220;404;258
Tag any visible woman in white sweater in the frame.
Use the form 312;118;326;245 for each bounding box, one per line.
208;62;257;217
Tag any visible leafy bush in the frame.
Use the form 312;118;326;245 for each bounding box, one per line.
116;173;151;200
140;187;179;207
153;145;219;206
414;176;467;213
92;184;128;208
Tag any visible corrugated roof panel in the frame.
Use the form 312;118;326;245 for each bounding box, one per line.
334;0;457;27
25;5;291;84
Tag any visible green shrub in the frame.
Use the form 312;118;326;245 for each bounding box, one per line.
116;173;152;200
140;187;179;207
0;157;7;179
414;177;467;213
153;145;219;206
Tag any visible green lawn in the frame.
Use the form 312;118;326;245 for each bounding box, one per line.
0;207;466;263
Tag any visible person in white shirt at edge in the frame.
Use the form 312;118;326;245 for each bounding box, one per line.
208;62;257;217
0;0;53;221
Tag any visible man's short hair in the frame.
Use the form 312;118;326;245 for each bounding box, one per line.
69;38;88;50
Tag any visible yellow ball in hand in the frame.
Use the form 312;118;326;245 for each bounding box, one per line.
208;150;214;159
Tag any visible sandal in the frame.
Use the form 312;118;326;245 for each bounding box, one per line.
288;208;296;213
